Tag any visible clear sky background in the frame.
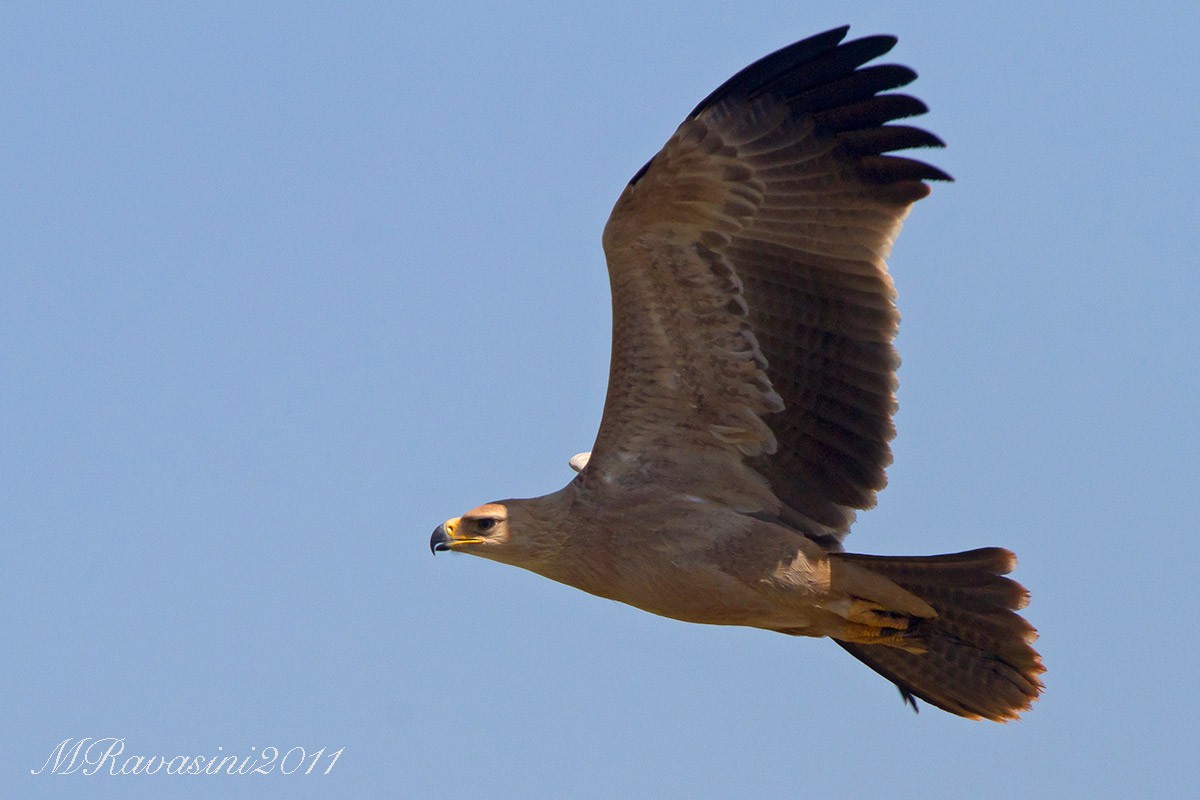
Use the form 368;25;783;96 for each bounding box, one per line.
4;3;1198;798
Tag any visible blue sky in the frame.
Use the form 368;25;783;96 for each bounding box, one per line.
4;3;1198;798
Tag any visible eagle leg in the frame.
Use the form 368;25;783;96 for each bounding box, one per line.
834;620;928;655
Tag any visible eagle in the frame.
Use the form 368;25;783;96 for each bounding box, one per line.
431;26;1043;721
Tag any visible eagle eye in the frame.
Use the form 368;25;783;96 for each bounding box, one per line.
476;517;497;532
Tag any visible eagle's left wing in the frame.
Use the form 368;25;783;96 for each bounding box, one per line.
583;27;950;544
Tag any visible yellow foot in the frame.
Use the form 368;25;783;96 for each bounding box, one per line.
838;622;928;654
825;598;927;654
848;599;912;628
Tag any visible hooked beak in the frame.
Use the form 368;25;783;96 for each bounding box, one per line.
430;516;481;555
430;523;451;554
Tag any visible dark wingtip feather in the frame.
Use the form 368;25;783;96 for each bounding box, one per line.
811;94;931;135
797;65;920;118
858;155;954;184
687;25;852;118
836;125;947;158
634;27;951;188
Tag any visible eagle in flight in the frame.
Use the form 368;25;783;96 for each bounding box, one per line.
431;26;1043;721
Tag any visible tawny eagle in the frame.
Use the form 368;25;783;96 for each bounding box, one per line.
431;26;1043;721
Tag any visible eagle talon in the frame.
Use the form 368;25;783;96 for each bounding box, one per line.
838;622;928;655
847;599;911;629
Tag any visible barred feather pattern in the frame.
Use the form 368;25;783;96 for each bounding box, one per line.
833;548;1044;721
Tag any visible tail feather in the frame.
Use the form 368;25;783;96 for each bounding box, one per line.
832;547;1044;721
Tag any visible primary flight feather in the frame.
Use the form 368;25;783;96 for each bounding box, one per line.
431;25;1043;721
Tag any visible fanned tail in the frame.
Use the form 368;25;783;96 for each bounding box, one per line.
832;547;1044;721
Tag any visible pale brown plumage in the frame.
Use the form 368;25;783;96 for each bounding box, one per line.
432;26;1043;721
